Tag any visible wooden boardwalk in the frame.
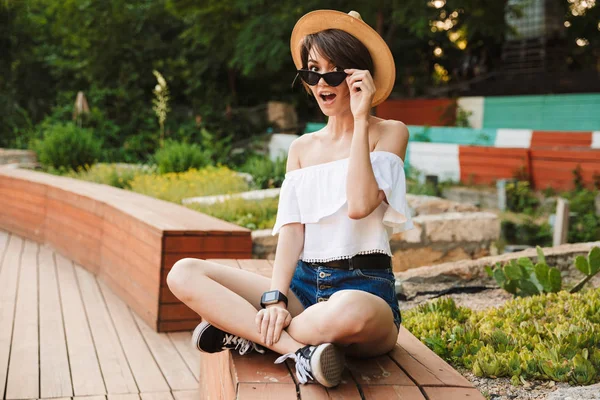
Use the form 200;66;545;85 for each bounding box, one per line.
0;230;200;400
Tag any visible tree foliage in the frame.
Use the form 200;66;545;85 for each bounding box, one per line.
1;0;597;158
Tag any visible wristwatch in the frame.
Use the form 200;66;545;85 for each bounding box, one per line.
260;290;288;308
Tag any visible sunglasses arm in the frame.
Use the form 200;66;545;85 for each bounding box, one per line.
291;73;300;88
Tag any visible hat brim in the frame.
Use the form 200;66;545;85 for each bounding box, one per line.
290;10;395;107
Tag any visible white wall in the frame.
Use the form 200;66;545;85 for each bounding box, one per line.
457;97;484;129
494;129;533;148
408;142;460;182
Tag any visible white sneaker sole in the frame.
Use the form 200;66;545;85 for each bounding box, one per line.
191;320;211;352
310;343;345;387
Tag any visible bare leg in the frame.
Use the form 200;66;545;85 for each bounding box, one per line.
286;290;399;357
166;258;306;355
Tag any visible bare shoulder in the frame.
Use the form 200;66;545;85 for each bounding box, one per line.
286;133;312;173
373;119;409;160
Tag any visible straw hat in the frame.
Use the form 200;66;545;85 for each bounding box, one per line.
290;10;395;107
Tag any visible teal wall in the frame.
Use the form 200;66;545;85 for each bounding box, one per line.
305;122;326;133
483;93;600;131
406;126;497;146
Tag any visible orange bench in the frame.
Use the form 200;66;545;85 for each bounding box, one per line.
0;166;252;332
199;258;485;399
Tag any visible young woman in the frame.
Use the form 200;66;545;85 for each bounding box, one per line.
166;9;413;388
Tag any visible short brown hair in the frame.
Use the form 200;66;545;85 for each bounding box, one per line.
299;29;374;94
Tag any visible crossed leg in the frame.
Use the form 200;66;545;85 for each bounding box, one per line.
166;257;306;355
287;290;399;357
167;258;398;357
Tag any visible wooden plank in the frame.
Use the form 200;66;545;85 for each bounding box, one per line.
294;370;362;400
108;395;141;400
360;386;425;399
133;312;198;390
236;259;274;278
172;390;199;400
55;253;106;396
388;344;444;386
5;240;39;400
97;266;158;330
39;246;72;398
0;235;23;399
74;263;138;394
237;383;297;399
98;279;170;392
395;327;473;388
168;331;200;381
158;320;201;332
41;398;71;400
164;234;253;255
100;241;160;303
140;393;175;400
0;230;9;271
102;221;162;266
198;350;234;400
73;396;107;400
160;303;201;321
232;351;295;384
423;386;485;400
346;355;415;386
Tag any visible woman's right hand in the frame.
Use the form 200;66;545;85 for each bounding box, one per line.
255;304;292;346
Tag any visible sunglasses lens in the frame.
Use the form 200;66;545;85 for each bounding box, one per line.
324;72;347;87
298;70;320;85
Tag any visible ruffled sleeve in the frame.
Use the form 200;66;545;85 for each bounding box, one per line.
372;152;415;234
271;176;302;235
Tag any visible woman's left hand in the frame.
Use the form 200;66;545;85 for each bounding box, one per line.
345;69;375;120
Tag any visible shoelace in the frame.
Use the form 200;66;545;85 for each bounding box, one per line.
222;334;252;355
275;350;313;383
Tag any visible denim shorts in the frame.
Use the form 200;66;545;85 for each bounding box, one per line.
289;259;402;331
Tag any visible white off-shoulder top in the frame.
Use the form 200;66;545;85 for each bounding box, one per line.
271;150;414;263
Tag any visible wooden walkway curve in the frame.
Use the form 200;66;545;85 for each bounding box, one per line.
0;230;199;400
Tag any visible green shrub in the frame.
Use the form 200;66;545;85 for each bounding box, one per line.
153;140;212;174
500;218;552;247
238;154;287;189
506;181;539;214
186;196;279;230
564;189;600;243
403;289;600;385
64;163;154;189
128;166;249;203
33;122;103;171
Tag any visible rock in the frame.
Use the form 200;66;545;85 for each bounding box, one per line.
395;241;600;297
0;149;37;165
394;221;422;243
441;186;498;209
267;101;298;131
419;212;500;242
546;382;600;400
406;194;479;216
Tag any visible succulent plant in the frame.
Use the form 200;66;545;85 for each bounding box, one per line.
570;246;600;293
486;246;600;297
403;288;600;385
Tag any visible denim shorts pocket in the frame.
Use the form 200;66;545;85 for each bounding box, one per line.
354;268;395;287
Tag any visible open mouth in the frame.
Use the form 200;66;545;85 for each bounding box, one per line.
319;92;337;105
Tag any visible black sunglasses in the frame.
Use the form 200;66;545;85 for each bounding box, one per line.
293;69;348;87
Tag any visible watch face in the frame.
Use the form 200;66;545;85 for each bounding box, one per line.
264;291;277;302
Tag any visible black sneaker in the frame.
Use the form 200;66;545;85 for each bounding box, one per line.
274;343;345;387
191;321;266;355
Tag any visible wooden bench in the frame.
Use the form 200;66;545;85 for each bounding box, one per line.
0;165;252;332
199;259;485;400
